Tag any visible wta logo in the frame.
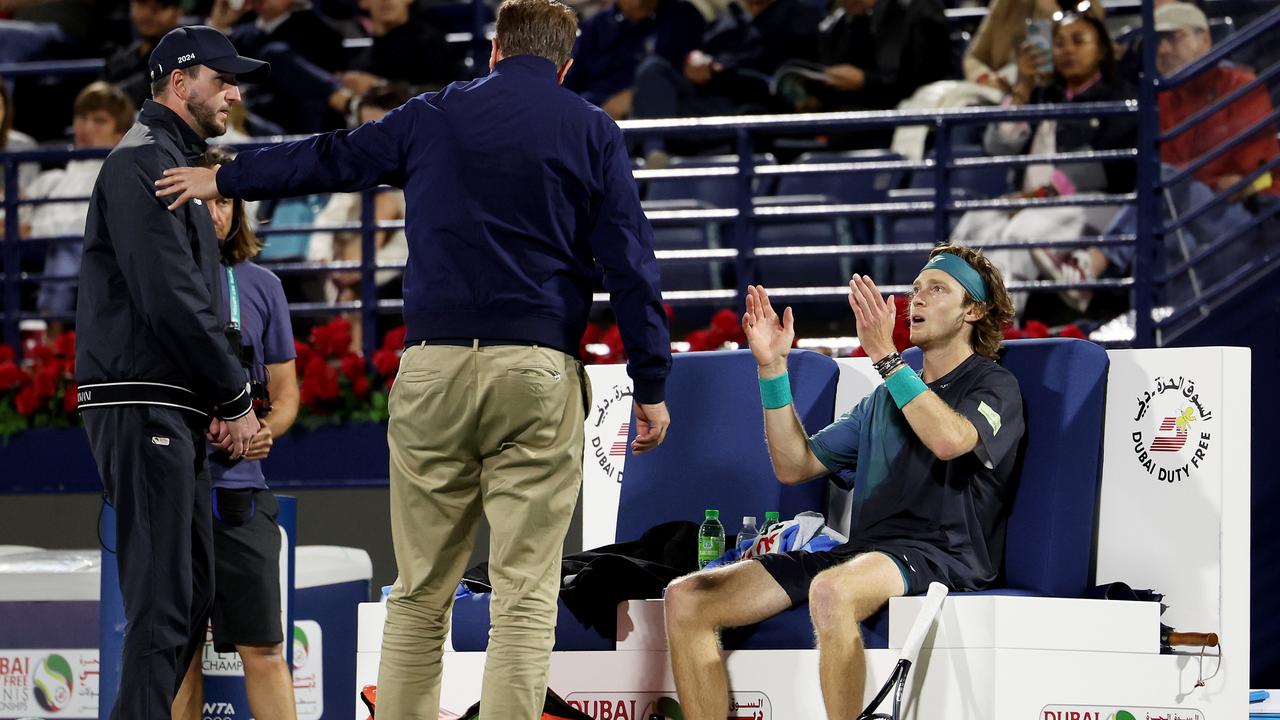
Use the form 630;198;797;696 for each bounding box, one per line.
32;654;73;712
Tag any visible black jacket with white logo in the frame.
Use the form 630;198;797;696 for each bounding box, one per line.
75;100;251;420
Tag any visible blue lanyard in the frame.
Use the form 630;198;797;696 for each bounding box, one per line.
225;265;240;330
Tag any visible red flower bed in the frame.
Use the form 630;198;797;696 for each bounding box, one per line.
0;310;1094;440
0;331;78;439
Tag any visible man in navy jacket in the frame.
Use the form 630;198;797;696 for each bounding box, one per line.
78;25;266;720
157;1;672;717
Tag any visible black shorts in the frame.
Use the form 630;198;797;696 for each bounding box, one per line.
210;489;283;653
753;538;953;608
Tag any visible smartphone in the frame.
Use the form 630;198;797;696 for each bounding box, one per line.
1025;18;1054;75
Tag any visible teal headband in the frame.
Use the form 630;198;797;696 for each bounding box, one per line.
923;253;989;303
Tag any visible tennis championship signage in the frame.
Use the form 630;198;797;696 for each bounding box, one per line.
1129;374;1214;483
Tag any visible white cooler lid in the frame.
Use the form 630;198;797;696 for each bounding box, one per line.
0;549;101;601
295;546;373;589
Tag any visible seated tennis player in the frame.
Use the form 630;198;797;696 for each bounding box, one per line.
664;243;1025;718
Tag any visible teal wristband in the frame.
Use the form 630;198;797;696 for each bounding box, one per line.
759;372;793;409
885;368;928;409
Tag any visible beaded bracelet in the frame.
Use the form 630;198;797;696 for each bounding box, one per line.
874;352;905;379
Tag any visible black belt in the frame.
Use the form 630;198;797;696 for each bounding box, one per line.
410;338;541;349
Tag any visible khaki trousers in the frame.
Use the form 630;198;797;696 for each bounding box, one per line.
377;342;588;720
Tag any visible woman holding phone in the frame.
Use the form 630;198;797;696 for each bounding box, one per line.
949;11;1136;321
963;0;1106;94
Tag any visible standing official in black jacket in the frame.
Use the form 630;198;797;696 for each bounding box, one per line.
75;25;267;720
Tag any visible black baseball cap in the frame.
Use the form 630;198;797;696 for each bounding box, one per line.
148;25;270;84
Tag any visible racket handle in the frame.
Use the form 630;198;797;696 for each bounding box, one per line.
1167;632;1218;647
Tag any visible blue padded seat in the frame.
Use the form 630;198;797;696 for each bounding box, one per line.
450;349;840;652
909;144;1010;200
616;349;839;544
877;187;970;285
644;154;778;207
728;338;1109;649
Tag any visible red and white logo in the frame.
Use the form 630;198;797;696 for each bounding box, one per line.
1150;407;1196;453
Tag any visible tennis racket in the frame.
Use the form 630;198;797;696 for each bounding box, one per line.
857;582;950;720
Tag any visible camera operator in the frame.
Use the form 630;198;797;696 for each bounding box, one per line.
172;147;300;720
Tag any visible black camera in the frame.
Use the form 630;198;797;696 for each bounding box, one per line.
226;324;272;418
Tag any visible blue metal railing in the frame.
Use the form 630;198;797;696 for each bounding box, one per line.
1146;2;1280;343
0;100;1144;360
3;2;1278;357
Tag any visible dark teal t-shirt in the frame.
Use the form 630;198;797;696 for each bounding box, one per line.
808;353;1024;589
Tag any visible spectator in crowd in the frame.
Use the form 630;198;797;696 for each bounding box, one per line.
963;0;1105;94
0;80;39;211
171;145;300;720
1114;0;1203;86
1079;3;1279;310
948;11;1135;319
307;83;411;349
564;0;706;119
0;0;110;62
801;0;949;114
630;0;822;161
214;0;345;71
104;0;185;109
339;0;455;96
209;0;348;131
1151;3;1277;199
28;82;133;327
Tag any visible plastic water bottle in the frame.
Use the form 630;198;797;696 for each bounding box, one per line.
738;516;760;556
764;511;780;531
698;509;725;568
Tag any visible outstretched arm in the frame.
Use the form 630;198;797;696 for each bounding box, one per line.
744;285;830;484
155;98;420;208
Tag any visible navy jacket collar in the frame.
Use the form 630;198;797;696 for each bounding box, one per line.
140;99;209;162
492;54;560;82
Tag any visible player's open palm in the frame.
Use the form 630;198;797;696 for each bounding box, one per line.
742;285;794;371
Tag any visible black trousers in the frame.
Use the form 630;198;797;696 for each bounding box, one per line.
85;405;214;720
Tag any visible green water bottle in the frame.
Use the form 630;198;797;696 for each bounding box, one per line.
697;509;725;568
764;510;780;531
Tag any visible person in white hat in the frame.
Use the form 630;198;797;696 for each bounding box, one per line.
1052;1;1279;312
1153;1;1276;198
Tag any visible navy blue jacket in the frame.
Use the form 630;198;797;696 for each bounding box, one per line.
218;55;671;402
565;0;706;107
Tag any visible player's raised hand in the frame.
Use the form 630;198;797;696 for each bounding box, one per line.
847;274;897;363
742;285;794;375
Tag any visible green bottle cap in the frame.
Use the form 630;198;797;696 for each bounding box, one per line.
705;509;719;519
765;511;780;523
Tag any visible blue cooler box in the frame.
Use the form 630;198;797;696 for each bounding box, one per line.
0;548;101;719
292;546;372;720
